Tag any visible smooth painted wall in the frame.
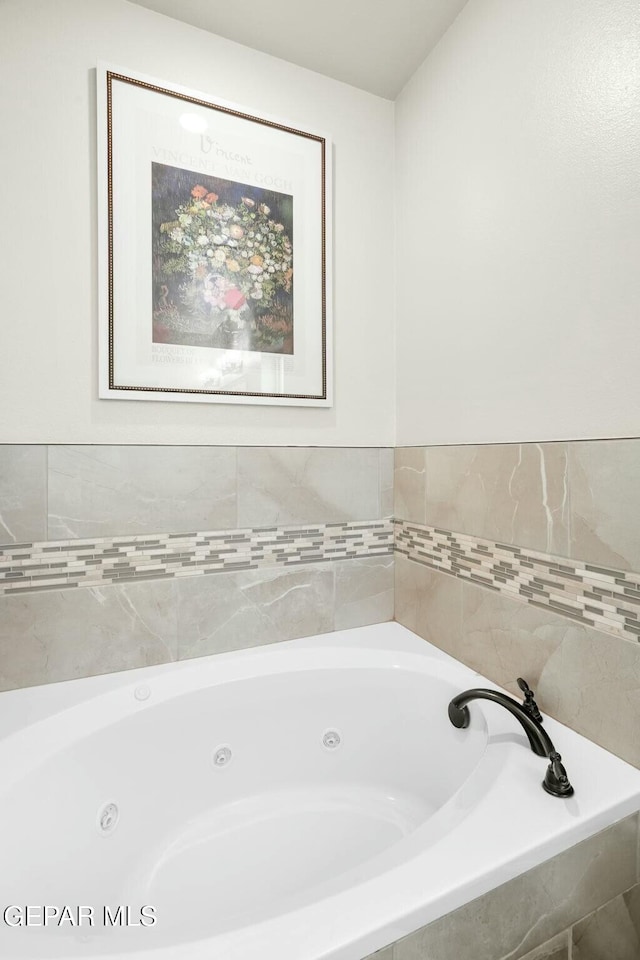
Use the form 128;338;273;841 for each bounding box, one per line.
395;0;640;446
0;0;395;446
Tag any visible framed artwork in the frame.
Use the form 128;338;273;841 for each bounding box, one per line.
97;64;332;405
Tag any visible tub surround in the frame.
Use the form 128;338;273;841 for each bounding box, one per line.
2;438;640;708
0;556;394;691
0;445;393;543
0;519;393;597
395;443;570;556
394;441;640;775
0;445;47;544
0;445;394;692
395;520;640;644
394;440;640;573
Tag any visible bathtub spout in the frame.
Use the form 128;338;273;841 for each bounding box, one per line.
448;687;574;798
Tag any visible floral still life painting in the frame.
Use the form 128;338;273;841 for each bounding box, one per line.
152;162;294;354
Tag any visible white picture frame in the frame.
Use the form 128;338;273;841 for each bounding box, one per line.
97;63;332;406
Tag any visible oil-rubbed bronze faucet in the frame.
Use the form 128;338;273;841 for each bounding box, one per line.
448;679;574;798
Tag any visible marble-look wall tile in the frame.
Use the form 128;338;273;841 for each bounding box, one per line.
177;564;335;660
396;559;640;769
396;437;640;574
176;572;281;659
388;815;637;960
0;579;177;692
47;445;237;539
235;564;336;642
569;439;640;572
572;884;640;960
237;448;381;527
394;554;463;654
460;579;568;694
334;556;394;630
517;931;569;960
537;621;640;769
423;443;569;555
394;447;427;524
0;553;394;691
380;448;395;518
0;445;47;544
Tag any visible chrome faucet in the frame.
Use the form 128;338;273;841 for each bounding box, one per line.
448;678;574;798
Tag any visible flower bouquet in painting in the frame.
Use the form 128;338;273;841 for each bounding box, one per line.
152;163;294;354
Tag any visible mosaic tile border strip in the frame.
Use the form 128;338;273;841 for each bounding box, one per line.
0;520;393;597
394;519;640;643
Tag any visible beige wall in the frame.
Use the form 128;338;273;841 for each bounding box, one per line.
395;0;640;445
0;0;395;446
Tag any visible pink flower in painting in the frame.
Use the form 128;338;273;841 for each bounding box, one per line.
224;288;246;310
191;185;208;199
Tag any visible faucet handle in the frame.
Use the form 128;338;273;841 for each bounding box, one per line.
517;677;543;723
543;751;574;797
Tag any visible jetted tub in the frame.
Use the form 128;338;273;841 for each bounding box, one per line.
1;622;640;960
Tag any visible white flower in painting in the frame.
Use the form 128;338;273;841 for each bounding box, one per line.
213;235;226;244
255;234;262;241
227;239;238;248
268;265;275;273
220;205;235;219
179;214;193;226
248;264;263;275
197;235;209;246
214;249;226;262
250;287;263;299
207;249;214;257
258;204;270;215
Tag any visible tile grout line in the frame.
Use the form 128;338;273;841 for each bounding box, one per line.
44;443;49;543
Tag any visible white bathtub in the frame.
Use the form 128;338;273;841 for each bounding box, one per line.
1;622;639;960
